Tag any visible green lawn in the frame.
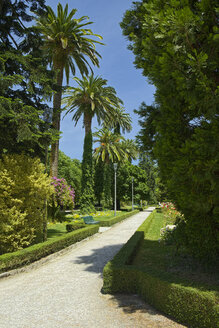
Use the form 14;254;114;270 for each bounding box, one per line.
132;212;219;291
93;210;122;221
47;223;67;240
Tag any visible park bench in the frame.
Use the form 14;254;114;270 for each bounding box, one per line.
82;216;99;225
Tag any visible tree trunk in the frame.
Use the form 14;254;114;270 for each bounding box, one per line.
84;112;92;136
50;67;63;177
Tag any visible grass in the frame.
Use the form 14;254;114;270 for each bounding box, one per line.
132;212;219;291
102;211;219;328
47;222;67;240
92;210;122;221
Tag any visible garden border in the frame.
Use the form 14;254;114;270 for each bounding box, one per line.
97;209;139;226
102;212;219;328
0;225;99;274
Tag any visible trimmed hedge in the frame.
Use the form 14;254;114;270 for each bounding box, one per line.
0;225;99;274
98;210;139;227
103;212;219;328
66;222;85;232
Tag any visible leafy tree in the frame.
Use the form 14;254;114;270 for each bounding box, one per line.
121;0;219;261
116;162;152;209
0;0;53;159
57;151;81;204
63;75;123;211
35;4;103;176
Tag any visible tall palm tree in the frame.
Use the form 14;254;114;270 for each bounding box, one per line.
93;128;126;208
63;75;123;136
93;128;126;164
103;106;132;134
35;3;103;176
63;75;123;212
120;139;139;162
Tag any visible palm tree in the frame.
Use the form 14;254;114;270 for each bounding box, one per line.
120;139;139;162
63;75;123;136
103;106;132;134
35;3;103;176
93;128;126;164
93;128;126;208
63;75;123;212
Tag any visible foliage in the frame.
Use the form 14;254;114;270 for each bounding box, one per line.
0;0;53;159
58;151;81;203
94;160;104;206
93;128;126;163
121;0;219;261
0;225;99;273
103;212;219;328
116;161;156;208
66;222;85;232
93;129;138;208
63;75;123;134
97;210;139;227
63;75;125;212
51;177;75;207
0;154;54;254
35;4;103;176
80;131;95;214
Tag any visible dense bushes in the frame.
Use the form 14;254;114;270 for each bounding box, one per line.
103;212;219;328
0;154;54;254
0;225;98;273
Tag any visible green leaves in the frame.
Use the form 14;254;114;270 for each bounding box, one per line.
122;0;219;261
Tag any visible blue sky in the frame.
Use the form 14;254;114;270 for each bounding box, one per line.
46;0;155;160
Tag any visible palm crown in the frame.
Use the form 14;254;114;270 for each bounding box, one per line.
93;128;126;163
63;75;123;134
35;3;103;82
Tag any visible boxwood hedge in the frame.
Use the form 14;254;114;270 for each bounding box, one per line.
0;225;99;274
102;212;219;328
98;210;139;227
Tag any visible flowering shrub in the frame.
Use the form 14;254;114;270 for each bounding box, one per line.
51;177;75;208
160;203;186;246
161;202;183;225
50;177;75;221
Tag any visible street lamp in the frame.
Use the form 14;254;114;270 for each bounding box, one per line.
113;163;118;216
132;177;134;211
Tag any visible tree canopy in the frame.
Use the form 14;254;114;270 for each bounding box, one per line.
121;0;219;261
0;0;53;159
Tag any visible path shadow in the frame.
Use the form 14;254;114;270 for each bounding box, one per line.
70;244;123;276
106;294;187;327
108;293;163;316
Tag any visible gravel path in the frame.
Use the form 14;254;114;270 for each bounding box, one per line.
0;208;186;328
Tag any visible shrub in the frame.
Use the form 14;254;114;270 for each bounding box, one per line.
103;212;219;328
99;210;139;227
66;222;85;232
0;225;98;273
0;154;54;254
50;177;75;221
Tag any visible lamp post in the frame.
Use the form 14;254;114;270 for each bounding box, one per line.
132;177;134;211
113;163;118;216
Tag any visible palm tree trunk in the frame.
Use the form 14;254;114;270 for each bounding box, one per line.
84;112;92;135
50;67;63;177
